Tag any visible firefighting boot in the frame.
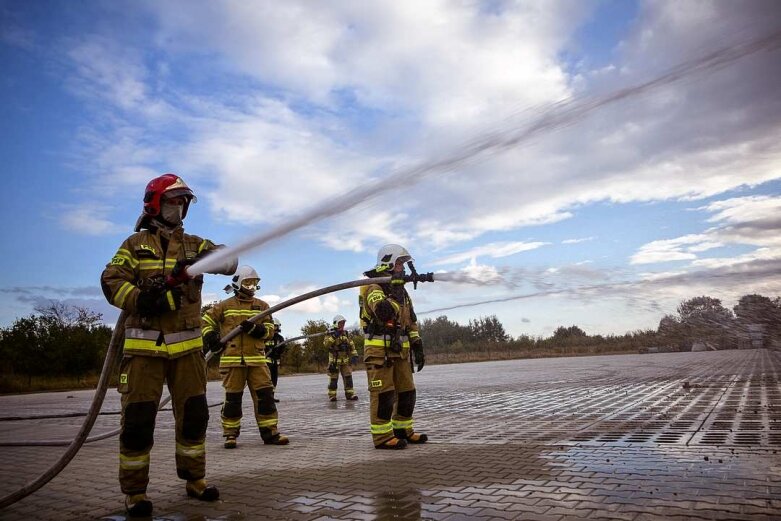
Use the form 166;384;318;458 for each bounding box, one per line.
125;493;153;517
185;479;220;501
346;394;358;401
375;437;407;450
224;435;237;449
263;433;290;445
329;396;337;402
394;429;428;444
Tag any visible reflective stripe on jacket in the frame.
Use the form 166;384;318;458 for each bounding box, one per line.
202;295;275;368
324;331;358;364
358;281;420;359
101;227;234;359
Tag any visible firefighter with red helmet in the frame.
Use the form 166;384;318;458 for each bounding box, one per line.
101;173;238;517
201;266;290;449
359;244;428;449
324;314;359;401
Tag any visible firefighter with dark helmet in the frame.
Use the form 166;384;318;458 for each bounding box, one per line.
101;173;238;517
324;314;360;401
265;317;285;402
201;266;290;449
359;244;428;449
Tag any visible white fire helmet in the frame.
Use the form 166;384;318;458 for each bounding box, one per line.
374;244;413;273
333;314;346;328
231;265;260;296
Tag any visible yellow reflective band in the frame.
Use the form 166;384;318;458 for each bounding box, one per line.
125;337;202;357
119;453;149;470
364;338;411;349
221;419;241;428
392;419;413;429
408;331;420;339
389;300;400;313
113;249;139;268
220;356;270;364
165;291;176;310
197;240;209;254
371;379;383;388
201;325;215;335
370;422;393;434
164;258;177;269
138;259;165;270
257;419;278;428
224;310;261;317
120;374;128;384
367;291;385;304
202;315;217;328
176;442;205;458
113;282;135;307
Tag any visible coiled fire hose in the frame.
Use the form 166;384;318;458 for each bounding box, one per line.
0;273;433;509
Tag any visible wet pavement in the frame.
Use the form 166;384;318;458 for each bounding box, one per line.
0;349;779;520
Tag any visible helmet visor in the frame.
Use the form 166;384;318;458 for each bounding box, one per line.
163;188;196;203
241;278;259;290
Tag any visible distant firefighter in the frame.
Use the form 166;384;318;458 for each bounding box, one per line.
265;318;285;402
325;314;360;401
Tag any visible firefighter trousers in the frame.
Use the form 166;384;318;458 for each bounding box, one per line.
117;351;208;495
327;363;356;398
220;364;280;442
365;354;416;446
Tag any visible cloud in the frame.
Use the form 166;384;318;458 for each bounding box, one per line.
562;237;594;244
432;241;549;266
59;203;124;236
632;194;781;266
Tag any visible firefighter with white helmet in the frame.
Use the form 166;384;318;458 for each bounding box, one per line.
101;173;238;516
359;244;427;449
324;314;360;401
201;266;289;449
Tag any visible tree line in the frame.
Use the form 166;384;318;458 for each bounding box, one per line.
0;293;778;391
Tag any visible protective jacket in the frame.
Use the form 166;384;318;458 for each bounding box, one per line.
324;330;358;365
202;295;276;368
359;279;420;360
101;226;237;358
265;333;286;361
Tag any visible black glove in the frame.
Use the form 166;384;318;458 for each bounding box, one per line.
411;338;425;372
389;272;406;300
240;320;265;339
327;362;337;373
136;288;182;317
374;299;397;322
203;331;225;354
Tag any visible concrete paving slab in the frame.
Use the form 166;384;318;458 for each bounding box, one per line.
0;349;779;520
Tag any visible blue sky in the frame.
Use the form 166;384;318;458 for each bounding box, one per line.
1;0;780;338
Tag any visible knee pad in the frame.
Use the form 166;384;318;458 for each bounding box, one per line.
222;392;243;418
328;378;338;391
397;389;416;418
182;394;209;440
344;375;354;389
377;390;395;421
255;387;277;415
121;401;157;451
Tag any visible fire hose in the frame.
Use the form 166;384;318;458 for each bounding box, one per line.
0;272;433;509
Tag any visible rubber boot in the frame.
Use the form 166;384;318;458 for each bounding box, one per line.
263;433;290;445
346;394;358;401
375;437;407;450
394;428;428;444
329;396;337;402
125;493;153;517
224;435;237;449
186;479;220;501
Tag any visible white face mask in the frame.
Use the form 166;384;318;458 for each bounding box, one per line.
161;201;184;226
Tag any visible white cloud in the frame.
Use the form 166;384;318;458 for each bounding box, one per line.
562;237;594;244
433;240;549;266
59;204;123;236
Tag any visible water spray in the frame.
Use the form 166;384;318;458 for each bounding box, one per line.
186;27;781;279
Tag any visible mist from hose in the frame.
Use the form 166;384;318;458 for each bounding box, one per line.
189;27;781;277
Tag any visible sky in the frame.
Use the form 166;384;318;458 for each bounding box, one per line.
1;0;780;339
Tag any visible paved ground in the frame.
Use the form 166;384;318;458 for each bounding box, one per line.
0;349;779;520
